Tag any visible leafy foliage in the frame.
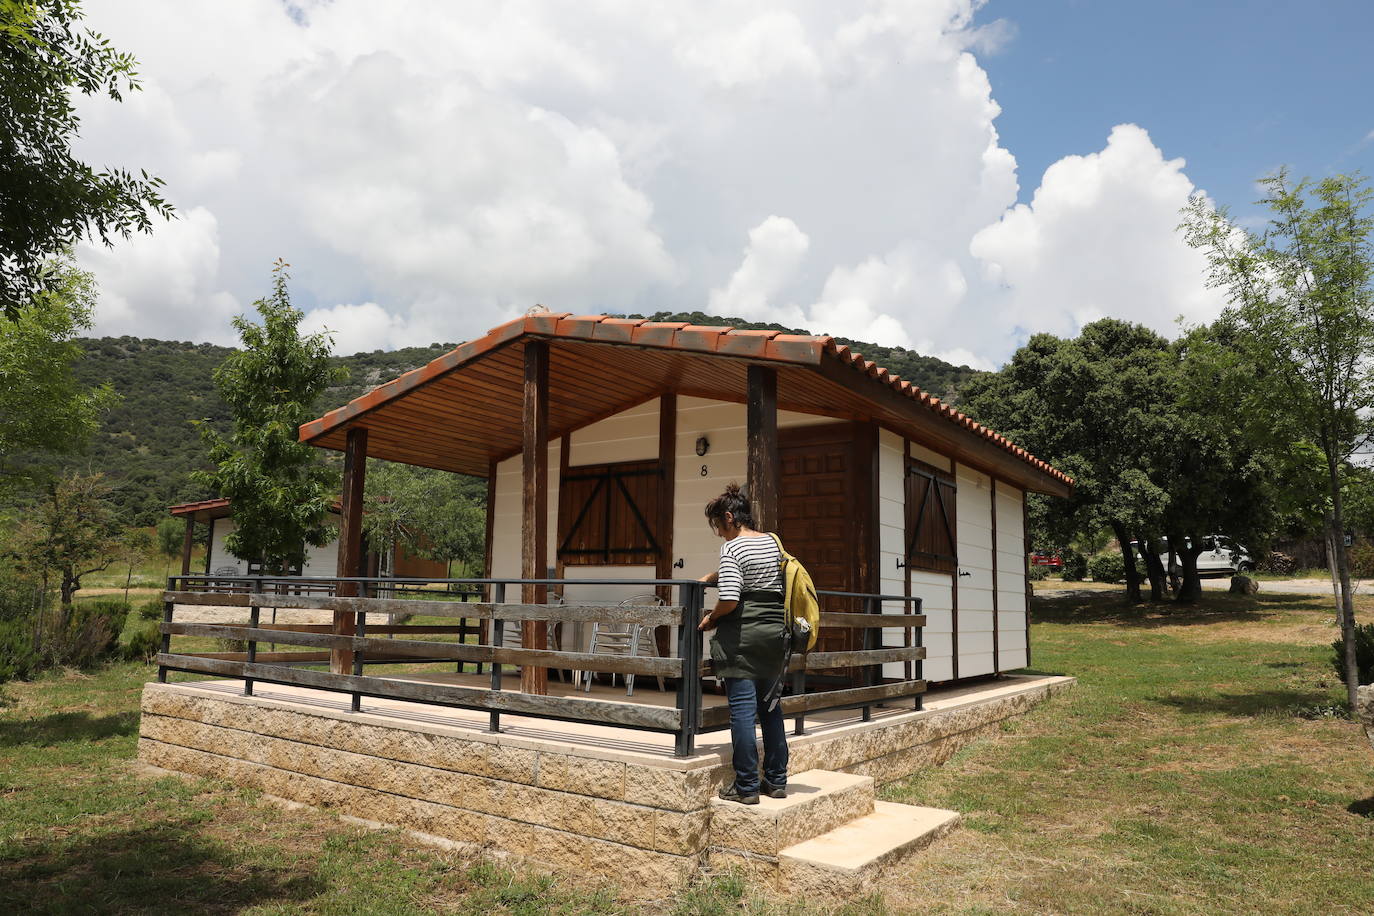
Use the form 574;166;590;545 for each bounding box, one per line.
363;461;486;575
194;262;343;574
1182;169;1374;704
0;0;173;317
0;256;114;487
1329;622;1373;686
1088;552;1126;584
9;471;122;607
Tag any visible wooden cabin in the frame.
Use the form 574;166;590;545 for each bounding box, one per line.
298;313;1071;687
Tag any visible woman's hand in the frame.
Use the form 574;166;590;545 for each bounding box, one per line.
698;599;736;631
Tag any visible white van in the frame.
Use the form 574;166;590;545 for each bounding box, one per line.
1163;536;1253;577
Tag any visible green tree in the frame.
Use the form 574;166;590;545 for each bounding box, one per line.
963;319;1177;602
418;474;486;577
0;0;173;317
1182;170;1374;706
0;256;114;487
155;516;183;578
194;261;344;575
119;526;151;603
363;462;486;578
12;471;121;612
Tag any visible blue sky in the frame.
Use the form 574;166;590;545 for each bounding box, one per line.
978;0;1374;221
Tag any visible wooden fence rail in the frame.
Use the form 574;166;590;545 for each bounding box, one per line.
158;574;927;756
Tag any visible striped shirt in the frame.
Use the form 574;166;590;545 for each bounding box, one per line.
717;533;783;601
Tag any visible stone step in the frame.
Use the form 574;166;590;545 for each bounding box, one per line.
708;769;874;856
778;801;961;899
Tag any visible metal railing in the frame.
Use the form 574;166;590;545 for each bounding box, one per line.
157;575;926;756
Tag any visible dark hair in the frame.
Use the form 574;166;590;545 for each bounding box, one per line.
705;482;754;529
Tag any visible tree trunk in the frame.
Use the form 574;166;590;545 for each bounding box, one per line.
1111;520;1143;602
1324;450;1360;709
1165;543;1182;595
1141;537;1169;602
1323;512;1341;602
1175;535;1203;603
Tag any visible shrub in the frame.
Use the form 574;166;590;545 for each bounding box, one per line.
1260;551;1297;575
1330;623;1374;687
0;617;40;682
1347;543;1374;579
125;620;161;664
137;598;164;621
1060;552;1088;582
1088;552;1126;584
54;599;131;668
1028;564;1050;581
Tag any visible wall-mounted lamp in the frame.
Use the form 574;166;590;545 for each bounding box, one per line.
695;436;710;457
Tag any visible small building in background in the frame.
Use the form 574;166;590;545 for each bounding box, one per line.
167;497;447;580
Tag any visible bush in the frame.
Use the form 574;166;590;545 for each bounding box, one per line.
1060;552;1088;582
1088;552;1126;584
125;619;161;664
1260;551;1297;575
137;598;164;621
0;617;40;682
1330;623;1374;686
1347;543;1374;579
53;599;131;669
1028;564;1050;581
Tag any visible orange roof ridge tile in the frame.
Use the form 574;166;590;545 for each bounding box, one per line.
297;310;1073;488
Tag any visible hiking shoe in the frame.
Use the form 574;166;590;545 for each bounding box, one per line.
717;784;760;805
760;780;786;799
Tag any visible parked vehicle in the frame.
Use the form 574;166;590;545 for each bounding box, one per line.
1030;551;1063;569
1163;536;1253;577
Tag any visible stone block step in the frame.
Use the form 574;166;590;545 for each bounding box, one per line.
708;769;874;855
779;801;961;899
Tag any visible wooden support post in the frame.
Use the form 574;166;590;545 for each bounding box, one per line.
521;340;550;695
180;516;194;578
746;366;779;532
655;394;677;658
332;426;367;674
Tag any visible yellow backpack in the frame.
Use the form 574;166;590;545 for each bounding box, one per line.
769;533;820;652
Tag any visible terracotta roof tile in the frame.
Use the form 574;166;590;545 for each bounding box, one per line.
299;311;1073;488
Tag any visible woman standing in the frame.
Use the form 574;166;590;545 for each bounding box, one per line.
698;483;789;804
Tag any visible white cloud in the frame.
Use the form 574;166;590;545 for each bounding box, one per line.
708;216;810;319
970;124;1226;353
67;2;1222;368
80;206;241;343
300;301;414;355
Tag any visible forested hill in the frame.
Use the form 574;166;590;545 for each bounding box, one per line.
69;317;982;524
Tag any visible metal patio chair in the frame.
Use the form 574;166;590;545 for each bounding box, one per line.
580;594;665;696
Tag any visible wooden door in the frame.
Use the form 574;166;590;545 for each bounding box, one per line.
776;423;866;659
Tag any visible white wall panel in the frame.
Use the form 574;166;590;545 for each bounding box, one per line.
489;441;560;580
908;441;951;471
994;484;1028;672
955;463;996;677
204;517;339;576
567;398;659;466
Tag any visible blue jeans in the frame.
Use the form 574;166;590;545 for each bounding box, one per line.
724;677;789;794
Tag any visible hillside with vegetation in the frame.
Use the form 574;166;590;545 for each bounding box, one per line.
62;317;981;524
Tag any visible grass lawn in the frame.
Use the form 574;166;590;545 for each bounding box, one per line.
1;591;1371;914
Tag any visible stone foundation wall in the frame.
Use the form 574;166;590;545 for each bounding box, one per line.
138;676;1071;896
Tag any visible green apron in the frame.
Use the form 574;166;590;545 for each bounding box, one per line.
710;589;786;680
